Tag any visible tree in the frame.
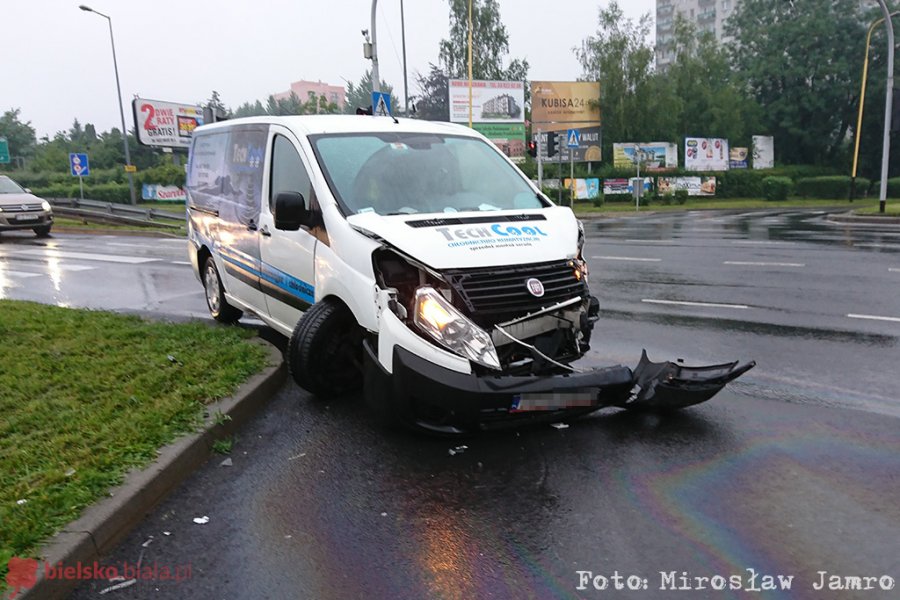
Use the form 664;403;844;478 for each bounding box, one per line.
575;2;657;158
0;109;37;167
233;100;267;118
412;63;450;121
662;16;762;144
438;0;528;84
727;0;867;165
343;70;399;114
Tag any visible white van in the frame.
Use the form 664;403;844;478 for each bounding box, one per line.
186;115;752;433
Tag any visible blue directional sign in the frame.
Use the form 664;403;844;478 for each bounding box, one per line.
566;129;580;148
0;137;9;164
69;153;90;177
372;91;392;117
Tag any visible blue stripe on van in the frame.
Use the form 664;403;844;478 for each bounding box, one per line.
218;250;315;306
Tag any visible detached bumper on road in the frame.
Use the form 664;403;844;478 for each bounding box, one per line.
364;341;754;434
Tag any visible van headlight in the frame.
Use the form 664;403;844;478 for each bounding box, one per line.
41;200;52;212
413;286;501;370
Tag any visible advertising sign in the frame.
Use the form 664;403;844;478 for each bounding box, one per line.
613;143;678;171
142;184;187;202
449;80;525;124
473;123;526;159
685;138;729;171
531;81;601;125
0;138;9;164
658;176;717;196
534;127;602;162
603;178;651;195
133;98;204;149
729;147;749;169
752;135;775;169
563;178;601;200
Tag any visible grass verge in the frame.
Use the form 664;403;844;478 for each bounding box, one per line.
571;197;883;214
53;216;187;236
0;300;269;582
854;201;900;216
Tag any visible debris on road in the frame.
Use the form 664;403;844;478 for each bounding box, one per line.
288;452;306;461
192;516;210;525
162;531;171;536
98;578;136;595
141;536;154;548
448;445;469;456
550;422;570;430
220;457;233;467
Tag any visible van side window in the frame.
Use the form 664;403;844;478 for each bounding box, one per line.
270;135;313;212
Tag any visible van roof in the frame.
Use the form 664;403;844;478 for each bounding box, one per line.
194;115;480;138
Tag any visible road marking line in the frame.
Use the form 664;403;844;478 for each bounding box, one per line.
732;240;798;246
724;261;805;267
171;261;192;265
890;268;900;272
14;249;159;264
592;256;662;262
857;243;900;249
3;270;42;279
847;313;900;323
624;239;674;244
642;299;751;310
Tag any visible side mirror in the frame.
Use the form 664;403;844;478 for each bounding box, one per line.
24;188;32;194
274;191;310;231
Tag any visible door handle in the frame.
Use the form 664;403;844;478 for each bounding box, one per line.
259;225;271;237
247;222;258;232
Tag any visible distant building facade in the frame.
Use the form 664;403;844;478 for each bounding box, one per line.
273;80;345;111
656;0;741;69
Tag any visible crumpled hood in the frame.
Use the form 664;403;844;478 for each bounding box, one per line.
347;206;580;270
0;192;42;207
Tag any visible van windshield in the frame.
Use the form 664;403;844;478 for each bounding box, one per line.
310;133;545;216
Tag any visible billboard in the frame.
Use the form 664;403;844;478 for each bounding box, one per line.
613;143;678;171
531;81;601;125
752;135;775;169
533;126;602;162
603;177;651;195
729;147;749;169
563;178;601;200
142;184;186;202
448;80;525;124
473;123;526;159
658;176;717;196
685;137;729;171
133;98;205;149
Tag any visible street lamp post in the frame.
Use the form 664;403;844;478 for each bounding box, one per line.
79;4;137;205
875;0;895;214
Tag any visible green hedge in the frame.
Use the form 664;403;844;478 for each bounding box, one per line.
763;176;793;201
795;176;869;199
31;183;131;204
871;178;900;198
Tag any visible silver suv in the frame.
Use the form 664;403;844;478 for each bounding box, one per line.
0;175;53;237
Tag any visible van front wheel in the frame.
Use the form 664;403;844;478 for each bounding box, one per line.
203;258;242;323
288;298;363;397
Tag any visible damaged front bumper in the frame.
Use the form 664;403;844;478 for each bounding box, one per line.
363;341;755;434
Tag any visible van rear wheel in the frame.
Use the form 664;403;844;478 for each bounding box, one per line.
203;257;242;323
287;298;363;397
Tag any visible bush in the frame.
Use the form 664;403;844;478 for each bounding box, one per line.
795;176;867;199
31;182;131;204
641;190;654;206
763;176;793;201
674;189;689;204
592;194;604;208
869;178;900;198
718;170;766;198
604;193;633;203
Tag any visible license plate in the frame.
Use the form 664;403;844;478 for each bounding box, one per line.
511;390;597;412
16;214;39;221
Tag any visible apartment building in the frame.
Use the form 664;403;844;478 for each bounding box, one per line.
656;0;740;69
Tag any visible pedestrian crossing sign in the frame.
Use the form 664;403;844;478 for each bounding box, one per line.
372;92;392;117
567;129;580;148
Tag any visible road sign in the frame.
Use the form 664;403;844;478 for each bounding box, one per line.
567;129;580;148
69;153;90;177
124;165;137;173
0;138;9;164
372;91;392;117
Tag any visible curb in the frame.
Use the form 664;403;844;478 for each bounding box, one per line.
827;212;900;225
19;339;286;600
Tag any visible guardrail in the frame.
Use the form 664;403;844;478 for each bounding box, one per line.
47;198;185;229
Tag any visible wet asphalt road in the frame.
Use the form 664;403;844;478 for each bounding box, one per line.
1;209;899;599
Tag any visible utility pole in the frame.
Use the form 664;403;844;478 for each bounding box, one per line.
370;0;380;95
400;0;408;116
876;0;894;214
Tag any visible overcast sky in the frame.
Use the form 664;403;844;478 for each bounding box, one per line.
6;0;654;138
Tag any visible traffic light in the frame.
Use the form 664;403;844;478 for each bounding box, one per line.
546;131;558;158
527;139;538;158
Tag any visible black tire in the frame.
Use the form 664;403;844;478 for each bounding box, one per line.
202;257;242;323
33;225;52;237
287;298;363;397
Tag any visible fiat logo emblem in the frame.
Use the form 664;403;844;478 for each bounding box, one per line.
526;278;545;297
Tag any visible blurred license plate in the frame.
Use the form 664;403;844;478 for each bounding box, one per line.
511;391;597;412
16;214;38;221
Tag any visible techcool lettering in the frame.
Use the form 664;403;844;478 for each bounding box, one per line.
435;224;549;242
